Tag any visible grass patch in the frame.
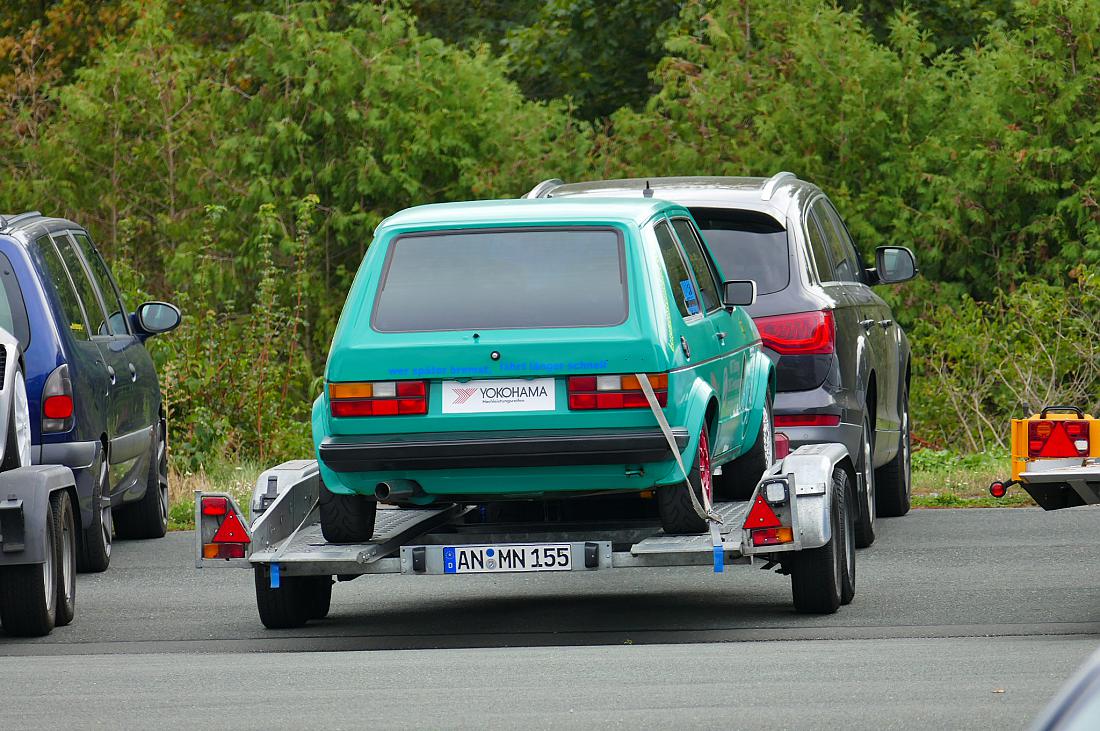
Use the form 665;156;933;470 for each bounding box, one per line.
910;448;1035;508
167;459;265;531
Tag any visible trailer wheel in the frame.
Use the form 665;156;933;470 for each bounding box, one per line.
52;489;77;627
304;576;333;620
875;383;912;517
0;490;60;636
657;427;712;535
319;480;377;543
715;395;773;501
788;467;853;614
838;470;856;606
254;568;310;629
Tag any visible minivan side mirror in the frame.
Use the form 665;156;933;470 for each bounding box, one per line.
134;301;181;339
722;280;757;309
871;246;918;285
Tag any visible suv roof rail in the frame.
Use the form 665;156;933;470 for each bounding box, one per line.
760;172;797;201
0;210;43;232
525;178;564;199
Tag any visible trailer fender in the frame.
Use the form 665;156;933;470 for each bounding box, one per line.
743;442;849;554
250;460;320;521
0;465;77;566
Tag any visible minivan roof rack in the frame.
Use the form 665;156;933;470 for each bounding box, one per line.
525;178;564;199
760;172;796;201
0;210;43;232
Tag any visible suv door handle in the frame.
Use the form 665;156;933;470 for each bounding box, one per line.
859;319;875;329
878;319;893;329
106;365;116;385
128;363;137;382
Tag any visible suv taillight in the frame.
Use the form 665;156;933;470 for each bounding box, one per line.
753;310;835;355
41;364;74;433
329;381;428;417
567;374;667;410
1028;420;1090;458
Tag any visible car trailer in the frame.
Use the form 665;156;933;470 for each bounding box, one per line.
196;444;858;628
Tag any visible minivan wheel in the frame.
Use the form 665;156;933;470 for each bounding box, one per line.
114;422;169;540
319;480;377;543
853;411;876;549
77;450;112;573
875;384;912;517
715;396;774;501
657;427;712;535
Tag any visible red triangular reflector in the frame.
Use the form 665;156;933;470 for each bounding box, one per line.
743;494;782;529
1040;423;1079;458
212;511;251;544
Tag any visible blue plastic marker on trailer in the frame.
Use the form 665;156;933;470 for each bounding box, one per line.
713;545;724;573
270;563;281;588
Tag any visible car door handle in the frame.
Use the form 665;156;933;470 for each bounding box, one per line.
878;319;892;329
859;319;875;329
106;365;116;385
128;363;137;382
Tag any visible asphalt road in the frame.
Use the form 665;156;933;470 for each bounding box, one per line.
1;507;1098;729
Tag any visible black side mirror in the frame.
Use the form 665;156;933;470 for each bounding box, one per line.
134;301;181;338
872;246;918;285
722;280;757;309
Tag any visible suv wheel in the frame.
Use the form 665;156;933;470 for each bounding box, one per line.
715;395;774;501
853;410;876;548
875;383;912;517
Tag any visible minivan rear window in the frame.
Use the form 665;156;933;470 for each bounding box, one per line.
371;228;627;332
689;208;790;295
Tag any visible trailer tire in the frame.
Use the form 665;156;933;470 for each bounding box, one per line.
254;568;310;629
875;384;912;517
319;481;377;543
839;470;856;606
52;489;77;627
715;396;774;501
657;427;712;535
304;576;333;620
0;491;60;636
788;467;852;614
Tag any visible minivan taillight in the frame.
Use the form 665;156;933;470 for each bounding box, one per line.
329;380;428;417
41;364;74;432
1028;420;1090;458
567;374;667;410
753;310;835;355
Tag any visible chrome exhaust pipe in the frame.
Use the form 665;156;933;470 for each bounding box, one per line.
375;480;420;501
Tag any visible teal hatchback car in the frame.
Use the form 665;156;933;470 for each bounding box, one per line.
313;198;775;538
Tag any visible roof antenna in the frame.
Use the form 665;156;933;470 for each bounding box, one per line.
643;180;653;198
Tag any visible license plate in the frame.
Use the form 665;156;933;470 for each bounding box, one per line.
443;544;572;574
441;378;555;413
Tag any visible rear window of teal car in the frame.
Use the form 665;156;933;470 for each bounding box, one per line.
371;228;628;332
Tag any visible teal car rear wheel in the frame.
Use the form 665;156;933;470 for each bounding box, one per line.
657;426;712;535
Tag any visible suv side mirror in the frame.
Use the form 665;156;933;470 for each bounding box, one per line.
872;246;918;285
134;301;181;338
722;280;757;309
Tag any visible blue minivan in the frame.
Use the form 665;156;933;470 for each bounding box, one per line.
0;211;180;572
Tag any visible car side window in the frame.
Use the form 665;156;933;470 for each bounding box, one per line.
812;199;859;283
805;210;835;283
821;200;865;283
670;218;720;312
54;233;112;336
73;233;130;335
37;235;91;340
654;220;700;317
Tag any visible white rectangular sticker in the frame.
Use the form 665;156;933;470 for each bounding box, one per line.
441;378;556;413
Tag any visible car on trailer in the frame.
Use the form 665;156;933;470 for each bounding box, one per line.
0;211;181;574
313;198;776;538
525;175;919;549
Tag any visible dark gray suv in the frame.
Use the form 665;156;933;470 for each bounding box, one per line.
527;174;918;547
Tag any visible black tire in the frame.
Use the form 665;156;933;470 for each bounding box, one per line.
875;383;912;517
304;576;333;620
788;467;852;614
657;426;713;535
254;567;311;629
52;490;77;627
715;395;774;501
319;480;377;543
838;471;856;606
114;421;169;540
0;491;59;636
853;410;877;549
77;448;112;573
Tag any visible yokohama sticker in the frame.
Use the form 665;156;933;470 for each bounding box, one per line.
441;378;556;413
